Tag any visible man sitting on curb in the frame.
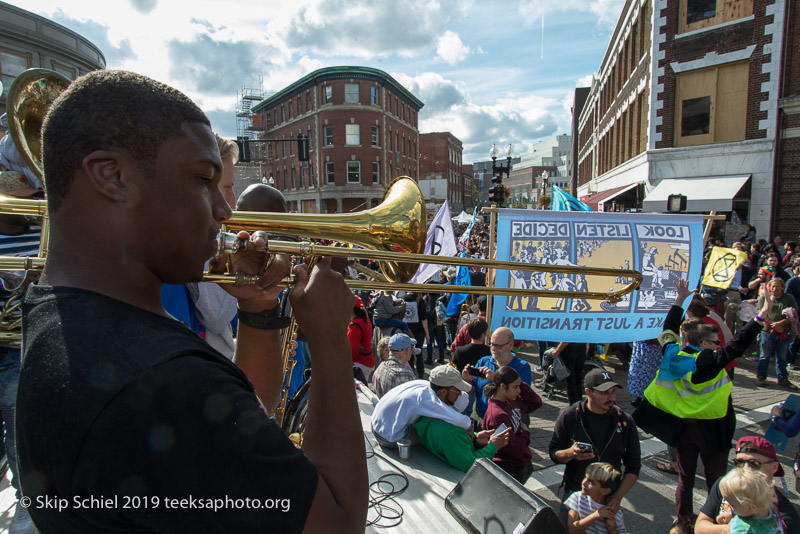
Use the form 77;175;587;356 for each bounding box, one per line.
414;367;511;472
371;365;473;448
695;436;800;533
371;333;417;398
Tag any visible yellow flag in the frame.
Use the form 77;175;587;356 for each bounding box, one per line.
701;246;747;289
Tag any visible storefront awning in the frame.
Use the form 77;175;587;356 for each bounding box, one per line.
642;175;750;213
585;183;641;211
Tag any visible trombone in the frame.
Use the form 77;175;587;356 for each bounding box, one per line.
0;178;644;303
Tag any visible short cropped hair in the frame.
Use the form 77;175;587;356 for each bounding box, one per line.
466;317;489;340
685;323;718;347
585;462;621;492
719;467;776;517
42;69;210;211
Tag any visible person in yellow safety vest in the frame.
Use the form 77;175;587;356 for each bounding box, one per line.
633;279;774;524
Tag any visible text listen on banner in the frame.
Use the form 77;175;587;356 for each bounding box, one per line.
490;209;704;343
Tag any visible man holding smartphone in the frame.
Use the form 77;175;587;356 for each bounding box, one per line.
549;369;641;519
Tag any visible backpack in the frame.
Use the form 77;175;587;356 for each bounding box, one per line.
349;320;373;356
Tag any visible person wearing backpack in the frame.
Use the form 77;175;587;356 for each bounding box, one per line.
348;295;375;379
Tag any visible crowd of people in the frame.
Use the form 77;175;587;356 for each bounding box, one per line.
0;67;799;533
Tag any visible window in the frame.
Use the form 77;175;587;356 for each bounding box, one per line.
345;124;360;146
53;66;73;80
289;102;293;118
347;161;361;184
686;0;716;25
1;51;27;94
372;162;380;185
370;87;378;105
309;164;315;187
680;0;751;33
281;106;286;123
297;97;303;115
307;92;312;110
307;129;314;151
345;84;359;103
681;96;711;136
326;162;335;184
291;167;297;189
324;126;334;146
675;61;748;147
371;126;380;147
324;86;332;104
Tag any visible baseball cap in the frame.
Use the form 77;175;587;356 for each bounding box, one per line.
353;295;364;308
584;369;621;391
736;436;784;476
389;333;416;351
429;365;471;392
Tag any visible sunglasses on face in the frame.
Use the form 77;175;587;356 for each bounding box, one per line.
732;458;776;469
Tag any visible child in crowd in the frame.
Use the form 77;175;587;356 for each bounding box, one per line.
565;462;626;534
718;468;781;534
481;366;542;483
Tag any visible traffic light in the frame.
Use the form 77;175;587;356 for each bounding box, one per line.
489;174;504;205
236;136;251;163
488;184;505;205
297;134;309;162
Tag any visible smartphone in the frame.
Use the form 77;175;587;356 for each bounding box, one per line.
576;442;593;452
494;423;508;435
467;367;483;377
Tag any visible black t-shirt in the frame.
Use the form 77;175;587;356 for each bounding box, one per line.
452;343;491;372
701;479;800;533
18;285;317;533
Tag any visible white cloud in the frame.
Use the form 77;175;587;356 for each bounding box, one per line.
280;0;473;58
437;31;472;65
394;72;560;162
518;0;625;28
576;73;595;87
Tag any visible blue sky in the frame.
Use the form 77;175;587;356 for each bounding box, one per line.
8;0;625;163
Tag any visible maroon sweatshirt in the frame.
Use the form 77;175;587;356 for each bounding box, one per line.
482;382;542;466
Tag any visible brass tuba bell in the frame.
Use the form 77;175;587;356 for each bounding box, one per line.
6;68;71;183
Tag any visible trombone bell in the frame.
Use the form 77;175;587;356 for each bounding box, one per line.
225;177;427;283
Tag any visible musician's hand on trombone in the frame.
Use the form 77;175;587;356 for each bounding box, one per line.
290;256;354;343
215;230;291;311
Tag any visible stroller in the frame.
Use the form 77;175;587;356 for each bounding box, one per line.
539;347;606;400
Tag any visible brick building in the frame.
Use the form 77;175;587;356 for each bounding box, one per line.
574;0;795;237
418;132;466;212
250;66;423;213
774;4;800;239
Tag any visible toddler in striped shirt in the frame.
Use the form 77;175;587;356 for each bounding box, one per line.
564;462;627;534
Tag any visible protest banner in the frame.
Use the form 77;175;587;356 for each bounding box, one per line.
410;200;457;284
701;246;748;289
490;209;704;342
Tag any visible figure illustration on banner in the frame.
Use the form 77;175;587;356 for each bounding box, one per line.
633;237;690;313
577;236;635;313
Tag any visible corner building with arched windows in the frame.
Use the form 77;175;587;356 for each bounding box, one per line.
251;66;424;213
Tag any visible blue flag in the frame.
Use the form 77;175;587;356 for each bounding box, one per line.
446;250;471;315
551;185;593;211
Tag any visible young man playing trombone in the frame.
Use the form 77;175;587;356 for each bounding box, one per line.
15;70;367;533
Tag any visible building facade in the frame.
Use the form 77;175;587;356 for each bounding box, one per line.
574;0;795;236
418;132;466;212
251;66;423;214
0;1;105;124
